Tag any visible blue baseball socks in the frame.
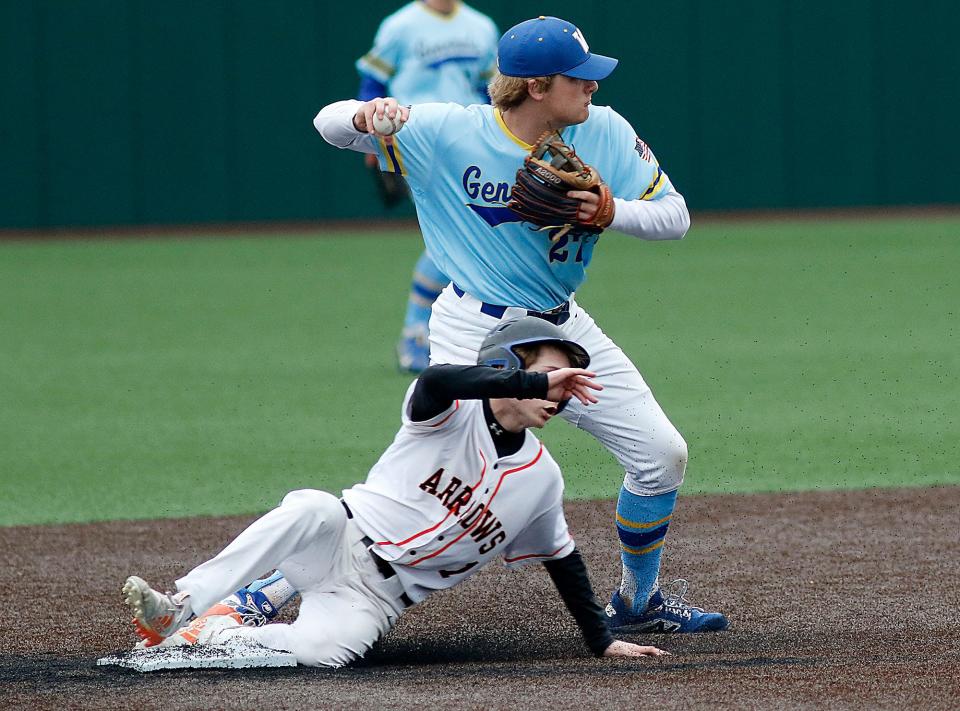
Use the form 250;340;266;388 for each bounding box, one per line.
615;487;678;612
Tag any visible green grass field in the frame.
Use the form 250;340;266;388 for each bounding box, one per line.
1;216;958;526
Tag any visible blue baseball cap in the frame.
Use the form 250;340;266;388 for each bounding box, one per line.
497;16;618;81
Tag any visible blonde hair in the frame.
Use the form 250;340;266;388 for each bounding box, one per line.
488;72;555;111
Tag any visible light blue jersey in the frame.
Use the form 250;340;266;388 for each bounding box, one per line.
356;2;498;106
372;103;673;310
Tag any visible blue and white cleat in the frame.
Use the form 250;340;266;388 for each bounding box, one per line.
234;585;281;623
605;579;729;633
397;326;431;373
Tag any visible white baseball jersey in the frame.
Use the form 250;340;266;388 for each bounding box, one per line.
342;380;575;603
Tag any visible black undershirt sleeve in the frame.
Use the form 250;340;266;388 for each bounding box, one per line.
409;365;549;422
543;549;615;657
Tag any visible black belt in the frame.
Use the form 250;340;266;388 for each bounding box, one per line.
451;283;571;326
341;499;413;608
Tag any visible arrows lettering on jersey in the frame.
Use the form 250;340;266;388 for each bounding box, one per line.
418;467;509;554
420;468;474;513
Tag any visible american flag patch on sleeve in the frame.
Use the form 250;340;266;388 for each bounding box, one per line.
634;136;652;162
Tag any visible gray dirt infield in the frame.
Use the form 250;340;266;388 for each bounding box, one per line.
2;487;958;710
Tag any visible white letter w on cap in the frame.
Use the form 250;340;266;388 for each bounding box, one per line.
572;28;589;52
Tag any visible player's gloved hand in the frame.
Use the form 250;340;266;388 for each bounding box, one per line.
508;131;615;241
352;98;410;142
603;640;671;658
545;368;602;406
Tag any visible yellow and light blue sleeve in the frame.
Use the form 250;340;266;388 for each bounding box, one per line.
355;15;403;83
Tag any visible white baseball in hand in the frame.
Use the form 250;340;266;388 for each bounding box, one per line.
371;112;403;136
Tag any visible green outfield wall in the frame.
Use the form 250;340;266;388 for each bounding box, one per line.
2;1;957;229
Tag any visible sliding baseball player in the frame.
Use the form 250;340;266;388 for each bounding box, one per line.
123;317;668;666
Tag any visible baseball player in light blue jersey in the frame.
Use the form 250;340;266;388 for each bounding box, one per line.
317;15;729;634
356;0;499;373
357;0;497;106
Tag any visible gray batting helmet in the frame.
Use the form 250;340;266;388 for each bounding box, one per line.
477;316;590;371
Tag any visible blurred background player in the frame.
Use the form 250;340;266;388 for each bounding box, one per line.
356;0;499;372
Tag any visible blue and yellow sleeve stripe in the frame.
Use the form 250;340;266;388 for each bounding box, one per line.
378;137;407;176
640;165;669;201
356;53;395;83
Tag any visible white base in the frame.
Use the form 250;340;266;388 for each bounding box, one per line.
97;643;297;672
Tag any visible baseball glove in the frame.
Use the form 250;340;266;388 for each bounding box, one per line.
508;131;614;241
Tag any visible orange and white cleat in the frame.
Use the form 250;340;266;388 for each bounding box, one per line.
122;576;192;647
158;590;270;647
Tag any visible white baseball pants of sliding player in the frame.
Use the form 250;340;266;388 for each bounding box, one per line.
175;489;408;667
429;285;687;496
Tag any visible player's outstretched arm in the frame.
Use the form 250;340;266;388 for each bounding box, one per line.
603;640;670;658
545;368;602;406
410;364;556;422
313;98;408;152
314;101;376;152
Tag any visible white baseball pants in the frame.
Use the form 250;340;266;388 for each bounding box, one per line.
176;489;407;667
429;285;688;496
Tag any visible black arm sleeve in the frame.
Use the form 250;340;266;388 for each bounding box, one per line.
409;365;549;422
543;549;615;657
